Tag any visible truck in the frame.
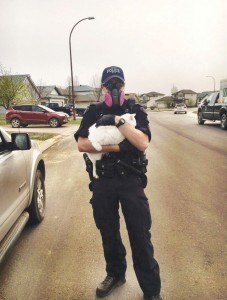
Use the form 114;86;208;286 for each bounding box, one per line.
197;87;227;130
64;103;86;116
45;102;73;116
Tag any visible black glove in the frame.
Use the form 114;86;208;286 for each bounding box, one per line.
95;114;115;127
119;139;137;152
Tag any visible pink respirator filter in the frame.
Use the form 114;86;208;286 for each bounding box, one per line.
104;92;125;107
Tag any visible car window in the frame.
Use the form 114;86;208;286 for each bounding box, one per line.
14;105;33;111
213;93;220;104
206;94;213;103
13;105;22;110
32;105;44;112
38;105;55;113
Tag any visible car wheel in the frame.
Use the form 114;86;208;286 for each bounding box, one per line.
27;170;46;224
49;118;59;128
198;111;205;125
11;118;21;128
220;113;227;130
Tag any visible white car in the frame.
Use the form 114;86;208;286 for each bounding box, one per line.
0;127;46;265
174;103;187;114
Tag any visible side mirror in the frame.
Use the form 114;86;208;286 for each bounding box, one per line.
11;133;31;150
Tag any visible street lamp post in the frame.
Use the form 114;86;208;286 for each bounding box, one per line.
69;17;95;120
206;75;216;92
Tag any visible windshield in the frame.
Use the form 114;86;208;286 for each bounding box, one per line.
38;104;55;113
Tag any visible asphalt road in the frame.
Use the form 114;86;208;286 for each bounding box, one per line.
0;110;226;300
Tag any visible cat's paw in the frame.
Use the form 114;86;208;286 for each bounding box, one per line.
92;142;102;151
93;173;99;179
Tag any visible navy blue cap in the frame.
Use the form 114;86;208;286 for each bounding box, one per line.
101;66;125;84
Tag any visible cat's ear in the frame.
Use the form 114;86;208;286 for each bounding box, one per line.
130;113;136;119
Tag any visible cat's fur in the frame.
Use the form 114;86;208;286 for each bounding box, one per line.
87;113;136;178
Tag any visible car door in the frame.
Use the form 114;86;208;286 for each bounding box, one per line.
213;92;221;120
0;130;28;241
202;93;215;119
31;105;48;123
18;105;33;123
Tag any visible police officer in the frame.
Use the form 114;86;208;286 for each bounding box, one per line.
75;66;161;300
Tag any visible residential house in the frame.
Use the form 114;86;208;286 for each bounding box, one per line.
155;96;173;109
125;93;140;103
38;86;68;106
172;89;197;106
61;85;97;107
140;91;165;107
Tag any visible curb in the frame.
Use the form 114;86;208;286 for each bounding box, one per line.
36;135;63;152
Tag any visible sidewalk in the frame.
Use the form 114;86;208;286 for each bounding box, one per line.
36;134;64;152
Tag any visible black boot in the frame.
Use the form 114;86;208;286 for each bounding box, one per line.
144;294;162;300
96;275;126;298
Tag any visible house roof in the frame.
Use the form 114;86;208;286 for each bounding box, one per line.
172;89;197;96
155;96;172;102
37;85;62;97
64;85;94;92
75;85;94;92
61;85;95;95
146;91;165;97
141;91;165;97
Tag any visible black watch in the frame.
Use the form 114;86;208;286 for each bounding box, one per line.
116;118;126;128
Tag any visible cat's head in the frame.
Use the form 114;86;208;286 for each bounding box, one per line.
121;113;136;126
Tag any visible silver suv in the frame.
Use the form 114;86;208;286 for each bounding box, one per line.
0;127;46;264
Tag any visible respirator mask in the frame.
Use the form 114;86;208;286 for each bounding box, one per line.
104;82;125;107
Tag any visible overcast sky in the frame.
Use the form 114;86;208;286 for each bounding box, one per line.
1;0;227;95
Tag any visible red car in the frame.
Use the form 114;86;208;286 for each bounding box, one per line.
6;104;69;128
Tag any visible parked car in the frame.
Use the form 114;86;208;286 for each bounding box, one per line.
6;104;69;128
45;102;73;116
174;103;187;114
0;127;46;265
197;91;227;130
64;104;87;116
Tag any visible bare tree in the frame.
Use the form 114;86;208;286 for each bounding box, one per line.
0;65;28;108
65;75;80;102
36;79;47;98
90;74;102;101
171;84;178;95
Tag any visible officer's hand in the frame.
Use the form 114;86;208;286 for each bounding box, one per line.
119;139;138;152
95;115;115;127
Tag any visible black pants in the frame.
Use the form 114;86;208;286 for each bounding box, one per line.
90;174;161;297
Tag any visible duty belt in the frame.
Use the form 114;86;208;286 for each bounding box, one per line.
83;153;148;189
96;159;143;178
